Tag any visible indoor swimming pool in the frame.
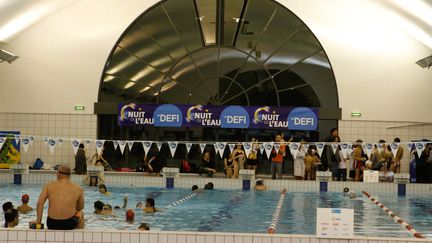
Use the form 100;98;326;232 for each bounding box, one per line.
2;184;431;238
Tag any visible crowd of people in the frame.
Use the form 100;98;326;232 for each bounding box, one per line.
69;129;432;183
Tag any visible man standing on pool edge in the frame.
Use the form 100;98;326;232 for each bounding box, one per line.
32;165;84;229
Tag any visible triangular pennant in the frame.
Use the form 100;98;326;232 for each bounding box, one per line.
156;142;163;152
186;143;193;154
118;141;127;155
340;143;350;159
168;141;178;157
43;136;49;147
14;134;20;145
199;143;206;154
95;140;105;156
29;136;35;144
331;143;338;155
213;143;218;155
142;141;152;155
303;144;310;153
243;142;252;158
390;143;400;158
21;137;31;153
289;142;300;159
376;143;383;153
273;143;281;156
48;138;57;155
259;143;265;155
216;142;227;159
84;139;91;146
71;139;80;156
406;142;414;152
228;144;235;154
362;143;373;159
315;142;325;158
0;137;5;150
415;142;425;157
127;141;134;151
57;138;63;147
264;142;274;159
113;140;119;150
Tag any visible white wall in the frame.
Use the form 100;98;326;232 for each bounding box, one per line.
0;0;431;121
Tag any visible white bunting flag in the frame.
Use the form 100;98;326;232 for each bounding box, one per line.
84;139;91;146
0;137;5;150
289;142;300;159
390;143;400;158
216;142;227;159
29;136;35;144
199;143;206;154
303;144;310;153
228;144;235;154
113;140;119;150
48;138;57;155
213;143;218;155
127;141;134;151
156;142;163;152
376;143;383;153
362;143;373;159
168;141;178;157
259;143;265;155
71;139;80;156
331;143;338;155
315;142;325;158
186;143;193;154
95;140;105;156
242;142;252;158
43;136;49;147
264;142;274;159
340;143;350;159
142;141;152;155
273;143;281;156
57;138;63;147
406;142;414;152
415;142;425;157
118;140;127;155
14;134;20;145
21;137;31;153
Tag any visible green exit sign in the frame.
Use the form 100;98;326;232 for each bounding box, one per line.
351;112;361;117
75;105;85;111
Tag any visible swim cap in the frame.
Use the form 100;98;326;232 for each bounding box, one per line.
126;209;135;222
21;194;29;203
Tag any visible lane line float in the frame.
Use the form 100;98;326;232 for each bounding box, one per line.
267;188;287;234
362;191;425;239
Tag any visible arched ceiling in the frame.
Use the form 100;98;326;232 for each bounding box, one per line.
99;0;337;108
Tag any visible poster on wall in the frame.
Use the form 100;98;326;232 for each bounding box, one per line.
0;131;20;169
118;103;319;131
316;208;354;239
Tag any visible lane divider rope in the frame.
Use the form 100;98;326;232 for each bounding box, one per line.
267;188;287;234
362;191;425;239
165;192;199;209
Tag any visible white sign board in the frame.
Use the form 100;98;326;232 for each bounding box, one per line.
316;208;354;239
363;170;379;183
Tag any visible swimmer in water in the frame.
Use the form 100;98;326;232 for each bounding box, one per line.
143;198;161;213
343;187;356;199
98;184;111;196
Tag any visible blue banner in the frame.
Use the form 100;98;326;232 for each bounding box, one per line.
118;103;318;130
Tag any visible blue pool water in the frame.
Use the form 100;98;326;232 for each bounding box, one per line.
1;184;432;238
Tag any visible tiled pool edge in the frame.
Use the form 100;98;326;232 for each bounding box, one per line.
1;170;431;196
0;228;430;243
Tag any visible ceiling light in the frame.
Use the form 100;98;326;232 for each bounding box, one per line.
0;49;19;64
416;55;432;68
139;87;151;93
124;82;135;89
